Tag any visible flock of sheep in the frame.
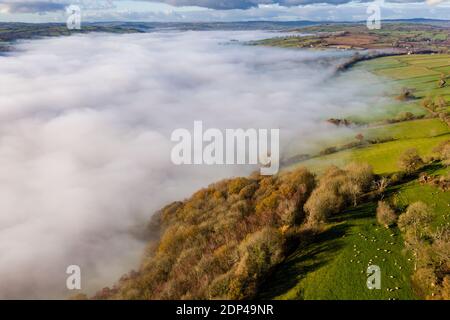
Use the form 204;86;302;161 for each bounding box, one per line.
347;229;411;297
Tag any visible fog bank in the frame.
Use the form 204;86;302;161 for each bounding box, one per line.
0;31;387;298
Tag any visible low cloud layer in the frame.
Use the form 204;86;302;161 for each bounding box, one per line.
0;0;443;14
0;31;388;298
148;0;429;10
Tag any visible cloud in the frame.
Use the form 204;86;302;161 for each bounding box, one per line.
0;1;65;13
426;0;445;5
137;0;445;10
0;31;390;298
0;0;442;15
138;0;437;10
145;0;355;10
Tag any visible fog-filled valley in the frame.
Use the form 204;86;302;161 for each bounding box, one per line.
0;30;390;298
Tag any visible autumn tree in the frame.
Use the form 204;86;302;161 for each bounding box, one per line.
376;201;397;228
433;140;450;166
398;148;424;173
398;202;435;270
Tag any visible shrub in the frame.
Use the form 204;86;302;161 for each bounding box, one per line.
395;111;415;121
376;201;397;228
319;146;337;155
390;171;405;184
396;88;414;101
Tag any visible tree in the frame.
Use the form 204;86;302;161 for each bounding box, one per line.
398;202;434;234
373;177;390;194
398;148;423;173
398;202;435;270
376;201;397;228
433;140;450;166
355;133;364;142
304;163;374;225
304;185;343;226
345;162;374;192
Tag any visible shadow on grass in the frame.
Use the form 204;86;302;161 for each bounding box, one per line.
331;202;377;223
257;223;349;300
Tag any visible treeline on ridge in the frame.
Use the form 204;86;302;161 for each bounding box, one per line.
90;163;375;300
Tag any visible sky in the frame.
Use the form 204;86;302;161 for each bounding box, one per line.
0;0;449;22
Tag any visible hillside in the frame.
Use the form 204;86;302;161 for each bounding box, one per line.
87;52;450;301
259;54;450;300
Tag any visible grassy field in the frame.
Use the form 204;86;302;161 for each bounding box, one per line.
389;165;450;228
297;133;450;174
288;54;450;175
260;202;416;300
263;53;450;300
255;24;450;52
365;118;449;140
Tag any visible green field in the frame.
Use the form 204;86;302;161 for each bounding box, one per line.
297;133;450;174
261;165;450;300
263;53;450;300
365;118;449;140
288;54;450;175
260;202;416;300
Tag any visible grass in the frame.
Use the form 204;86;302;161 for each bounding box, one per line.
266;53;450;300
348;102;426;124
388;165;450;228
291;133;450;175
365;118;449;140
376;65;440;80
259;202;416;300
290;54;450;175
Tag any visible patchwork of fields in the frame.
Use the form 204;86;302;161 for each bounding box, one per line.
262;53;450;300
291;54;450;175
